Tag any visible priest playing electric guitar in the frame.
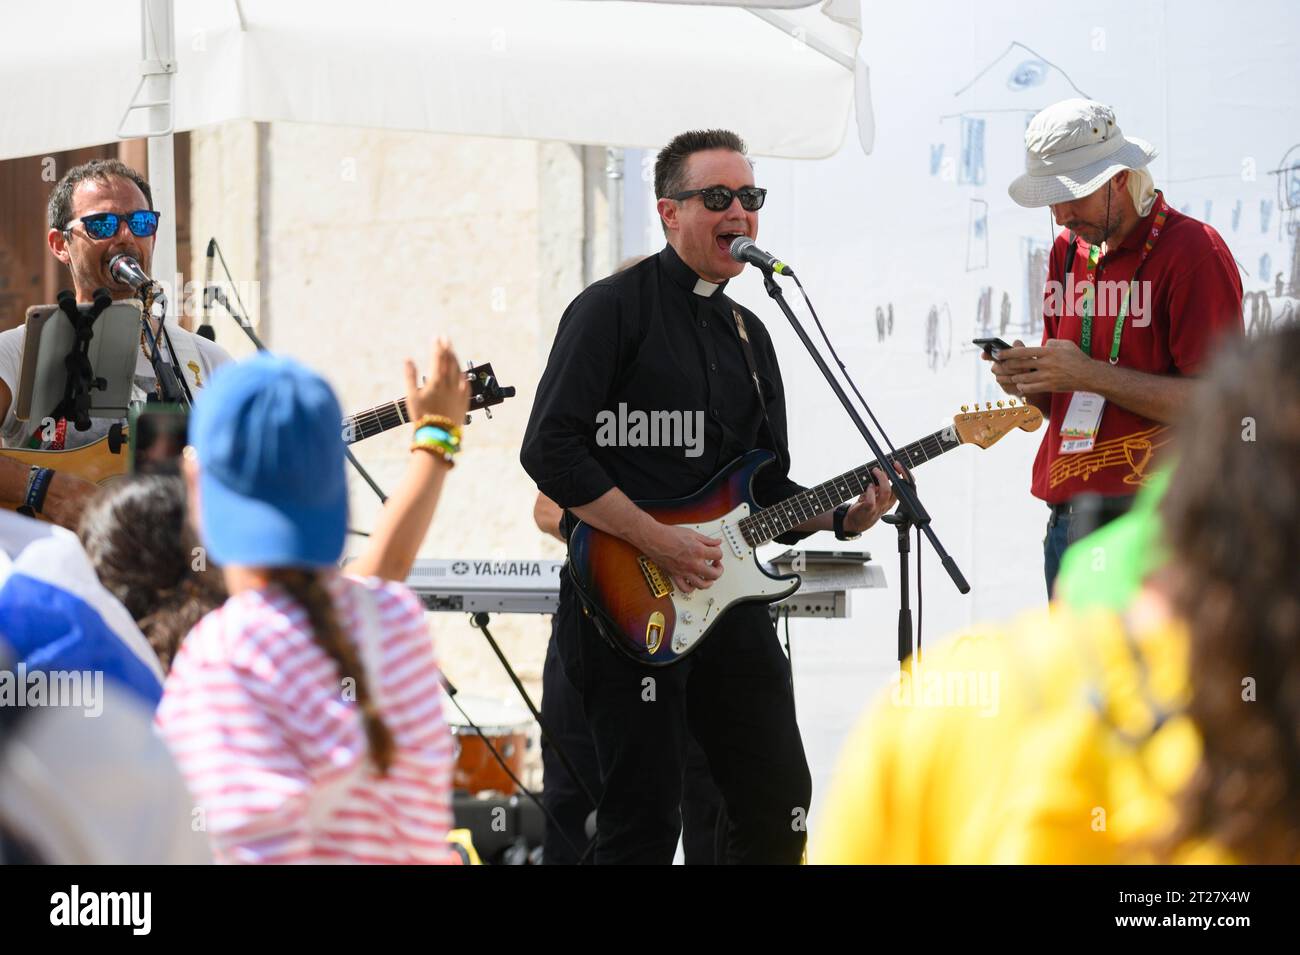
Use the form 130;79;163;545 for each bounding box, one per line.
520;129;900;866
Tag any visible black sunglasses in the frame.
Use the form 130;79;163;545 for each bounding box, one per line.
73;210;161;240
669;185;767;212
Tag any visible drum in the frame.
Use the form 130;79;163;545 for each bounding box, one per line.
444;694;532;795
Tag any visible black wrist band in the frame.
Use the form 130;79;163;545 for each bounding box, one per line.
833;502;859;542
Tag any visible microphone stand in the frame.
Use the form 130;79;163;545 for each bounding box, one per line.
881;512;916;675
138;284;193;407
53;289;112;432
761;270;969;670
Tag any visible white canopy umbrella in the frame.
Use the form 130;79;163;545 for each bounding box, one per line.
4;0;870;160
3;0;873;281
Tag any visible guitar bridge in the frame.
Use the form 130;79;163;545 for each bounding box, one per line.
637;556;672;598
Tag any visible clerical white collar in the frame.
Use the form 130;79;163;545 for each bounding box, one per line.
692;278;720;297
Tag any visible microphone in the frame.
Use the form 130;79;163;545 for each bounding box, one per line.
108;254;160;293
729;236;794;277
198;239;217;341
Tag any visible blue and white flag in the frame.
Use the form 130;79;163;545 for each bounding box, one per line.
0;511;163;707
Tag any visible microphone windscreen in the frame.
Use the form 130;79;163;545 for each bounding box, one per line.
729;236;756;263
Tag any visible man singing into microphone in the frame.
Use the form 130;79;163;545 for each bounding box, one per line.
521;129;897;864
0;159;231;527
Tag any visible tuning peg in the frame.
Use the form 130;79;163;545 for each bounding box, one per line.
985;402;992;410
961;405;968;413
996;400;1004;408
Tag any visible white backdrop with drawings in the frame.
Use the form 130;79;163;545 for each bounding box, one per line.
622;0;1300;826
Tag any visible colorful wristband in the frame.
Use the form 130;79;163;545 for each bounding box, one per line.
414;414;460;432
414;425;459;448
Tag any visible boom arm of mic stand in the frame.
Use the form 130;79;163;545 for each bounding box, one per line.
760;271;969;595
208;287;389;505
139;289;192;407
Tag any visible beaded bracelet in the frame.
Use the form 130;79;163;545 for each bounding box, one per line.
414;414;461;434
411;441;457;468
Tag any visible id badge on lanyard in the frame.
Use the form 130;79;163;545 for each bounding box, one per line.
1059;197;1169;454
1060;391;1106;453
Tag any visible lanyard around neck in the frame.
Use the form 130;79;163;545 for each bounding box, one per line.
1076;194;1169;364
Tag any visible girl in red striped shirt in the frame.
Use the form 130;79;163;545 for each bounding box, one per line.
157;344;467;864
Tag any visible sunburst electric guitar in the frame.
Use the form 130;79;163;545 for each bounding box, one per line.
0;362;515;514
568;401;1043;666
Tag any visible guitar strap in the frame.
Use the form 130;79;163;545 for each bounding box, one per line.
730;308;767;412
1063;234;1078;286
730;306;787;474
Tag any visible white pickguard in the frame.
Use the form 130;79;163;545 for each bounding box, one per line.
668;503;797;656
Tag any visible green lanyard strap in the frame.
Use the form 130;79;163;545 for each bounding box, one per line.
1076;195;1170;365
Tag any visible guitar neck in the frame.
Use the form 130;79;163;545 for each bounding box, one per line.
344;398;410;445
739;427;963;547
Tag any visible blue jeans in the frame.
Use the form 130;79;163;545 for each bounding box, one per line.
1043;495;1138;597
1043;509;1074;597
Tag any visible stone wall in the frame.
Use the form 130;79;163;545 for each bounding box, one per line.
189;123;610;781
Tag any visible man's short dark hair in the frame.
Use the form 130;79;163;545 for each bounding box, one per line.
654;129;749;201
47;159;153;231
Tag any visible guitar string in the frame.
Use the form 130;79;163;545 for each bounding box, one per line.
739;428;957;546
346;379;488;438
346;400;408;439
739;412;1031;545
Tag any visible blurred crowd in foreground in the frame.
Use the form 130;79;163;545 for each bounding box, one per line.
816;326;1300;864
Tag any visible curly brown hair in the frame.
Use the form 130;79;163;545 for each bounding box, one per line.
1160;325;1300;863
79;475;225;672
266;570;396;776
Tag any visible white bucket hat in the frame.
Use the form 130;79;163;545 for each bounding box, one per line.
1008;99;1157;208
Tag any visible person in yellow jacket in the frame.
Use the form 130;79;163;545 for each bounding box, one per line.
816;327;1300;865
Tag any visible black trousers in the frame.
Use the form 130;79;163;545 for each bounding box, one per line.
539;620;603;864
553;582;811;865
540;615;729;864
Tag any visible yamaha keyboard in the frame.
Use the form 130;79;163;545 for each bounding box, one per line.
403;551;885;618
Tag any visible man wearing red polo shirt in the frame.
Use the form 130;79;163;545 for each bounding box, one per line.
986;99;1242;595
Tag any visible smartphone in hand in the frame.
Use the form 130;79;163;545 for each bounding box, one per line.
972;337;1013;356
129;404;189;475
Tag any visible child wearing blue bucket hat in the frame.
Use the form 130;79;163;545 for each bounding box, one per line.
157;348;467;864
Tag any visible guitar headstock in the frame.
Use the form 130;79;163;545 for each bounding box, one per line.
951;399;1043;449
466;362;516;422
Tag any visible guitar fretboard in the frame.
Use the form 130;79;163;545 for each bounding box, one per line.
738;427;962;546
343;399;410;444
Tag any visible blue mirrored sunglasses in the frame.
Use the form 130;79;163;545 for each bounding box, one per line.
76;210;161;240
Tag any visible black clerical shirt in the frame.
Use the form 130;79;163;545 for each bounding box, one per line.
521;243;810;544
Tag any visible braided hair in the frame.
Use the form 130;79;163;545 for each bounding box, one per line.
266;570;396;776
